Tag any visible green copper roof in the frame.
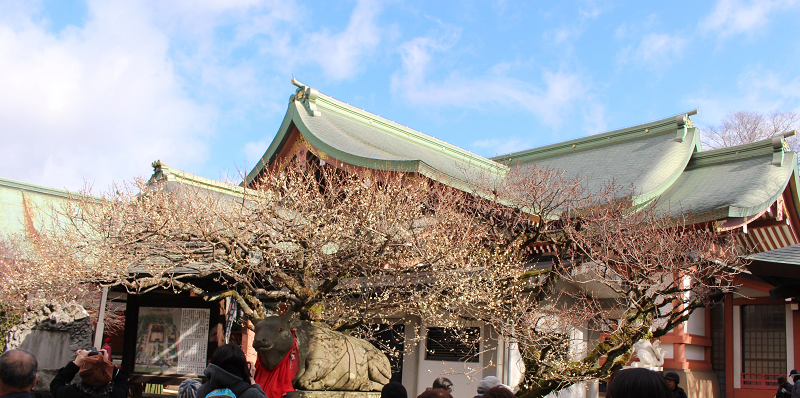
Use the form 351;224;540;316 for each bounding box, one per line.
241;82;800;225
493;112;701;203
657;135;798;220
0;177;79;236
149;160;246;198
245;81;508;191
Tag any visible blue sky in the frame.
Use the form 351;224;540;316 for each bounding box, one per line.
2;0;799;192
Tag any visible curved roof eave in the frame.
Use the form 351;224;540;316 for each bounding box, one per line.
632;127;701;206
244;100;505;193
491;110;698;163
656;135;799;221
726;151;799;218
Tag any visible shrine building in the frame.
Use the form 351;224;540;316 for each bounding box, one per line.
4;79;800;398
237;80;800;398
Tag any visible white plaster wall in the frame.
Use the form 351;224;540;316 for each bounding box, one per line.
543;383;586;398
685;345;705;361
403;318;421;398
416;360;484;398
688;307;705;336
416;327;485;398
660;342;674;359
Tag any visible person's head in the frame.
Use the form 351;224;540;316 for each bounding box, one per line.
79;350;114;387
432;378;453;392
477;376;501;394
209;344;249;382
417;388;452;398
481;386;514;398
778;376;788;387
104;338;111;345
664;371;680;390
381;382;408;398
0;350;38;393
178;379;202;398
606;368;671;398
790;369;798;376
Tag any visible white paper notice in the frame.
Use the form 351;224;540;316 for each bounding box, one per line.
176;308;210;375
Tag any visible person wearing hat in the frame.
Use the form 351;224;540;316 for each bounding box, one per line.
474;376;502;398
776;376;793;398
792;373;800;398
178;379;202;398
431;378;453;393
663;372;687;398
51;349;128;398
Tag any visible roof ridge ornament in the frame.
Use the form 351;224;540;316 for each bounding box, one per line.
772;130;797;166
149;160;169;184
290;78;321;117
675;109;698;143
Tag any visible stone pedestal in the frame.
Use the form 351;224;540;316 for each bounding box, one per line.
286;391;382;398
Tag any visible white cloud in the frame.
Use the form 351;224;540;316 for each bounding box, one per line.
303;0;381;81
543;2;606;46
222;0;382;82
701;0;800;37
546;26;579;45
618;33;687;67
472;138;532;157
684;67;800;125
390;30;595;129
637;33;687;63
0;0;214;191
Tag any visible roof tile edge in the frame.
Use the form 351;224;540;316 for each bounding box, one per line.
491;110;698;164
686;131;796;169
0;176;77;199
150;160;247;197
289;80;507;175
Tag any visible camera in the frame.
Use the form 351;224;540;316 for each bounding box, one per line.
87;347;100;357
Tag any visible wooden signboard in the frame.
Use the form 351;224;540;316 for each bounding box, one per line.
122;293;220;385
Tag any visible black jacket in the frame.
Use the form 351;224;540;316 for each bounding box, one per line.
671;386;687;398
196;364;267;398
50;361;129;398
778;383;794;398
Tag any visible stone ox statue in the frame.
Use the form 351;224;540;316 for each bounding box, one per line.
252;311;391;393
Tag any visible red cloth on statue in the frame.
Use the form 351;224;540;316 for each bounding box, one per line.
254;329;300;398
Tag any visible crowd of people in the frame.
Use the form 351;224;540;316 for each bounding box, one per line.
0;345;797;398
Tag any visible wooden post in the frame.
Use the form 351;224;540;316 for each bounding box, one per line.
724;293;734;396
94;286;109;348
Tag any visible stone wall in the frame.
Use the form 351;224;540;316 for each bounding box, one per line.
5;302;93;398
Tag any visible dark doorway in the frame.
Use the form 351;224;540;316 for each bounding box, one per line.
364;324;405;383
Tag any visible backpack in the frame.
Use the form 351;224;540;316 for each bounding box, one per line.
205;389;237;398
204;381;255;398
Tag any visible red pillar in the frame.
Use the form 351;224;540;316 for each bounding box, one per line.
725;293;734;396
